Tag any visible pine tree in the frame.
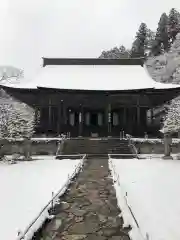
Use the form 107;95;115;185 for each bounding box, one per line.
151;13;169;56
131;22;148;58
168;8;180;44
145;29;155;53
157;13;169;51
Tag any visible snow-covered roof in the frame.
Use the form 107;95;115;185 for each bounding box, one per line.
2;60;180;91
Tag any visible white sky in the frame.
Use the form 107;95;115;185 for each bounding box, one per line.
0;0;179;78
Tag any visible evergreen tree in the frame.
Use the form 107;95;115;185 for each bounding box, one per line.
151;13;169;56
131;22;148;58
118;45;130;58
99;45;130;59
157;13;169;51
119;45;126;53
145;29;156;56
168;8;180;44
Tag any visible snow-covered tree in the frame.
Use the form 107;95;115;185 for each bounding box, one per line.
168;8;180;44
161;96;180;134
99;45;130;59
151;13;169;56
0;66;23;85
0;89;36;161
131;22;148;58
145;29;156;56
0;89;35;139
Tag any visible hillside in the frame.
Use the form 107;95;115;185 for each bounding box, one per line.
146;33;180;84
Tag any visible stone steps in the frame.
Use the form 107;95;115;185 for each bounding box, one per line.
58;138;133;156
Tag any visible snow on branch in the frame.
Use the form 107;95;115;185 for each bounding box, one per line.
160;96;180;134
0;89;35;139
0;67;23;85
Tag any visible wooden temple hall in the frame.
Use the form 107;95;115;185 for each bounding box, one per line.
1;58;180;137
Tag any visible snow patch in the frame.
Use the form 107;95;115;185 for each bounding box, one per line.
0;157;83;240
110;157;180;240
109;158;144;240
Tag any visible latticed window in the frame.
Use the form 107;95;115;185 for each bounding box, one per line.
85;112;90;126
113;112;119;126
98;113;103;126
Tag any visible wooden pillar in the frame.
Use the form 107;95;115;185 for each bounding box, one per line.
150;109;154;124
107;103;112;136
57;100;63;135
137;106;140;126
123;107;126;128
63;101;67;125
78;104;83;137
136;97;140;126
48;97;52;131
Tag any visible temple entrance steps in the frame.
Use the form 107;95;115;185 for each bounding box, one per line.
56;138;137;158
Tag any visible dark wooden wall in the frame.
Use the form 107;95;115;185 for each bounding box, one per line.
2;86;180;137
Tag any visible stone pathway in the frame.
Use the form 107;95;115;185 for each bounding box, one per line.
38;158;131;240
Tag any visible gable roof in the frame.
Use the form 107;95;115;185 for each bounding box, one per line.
1;58;180;91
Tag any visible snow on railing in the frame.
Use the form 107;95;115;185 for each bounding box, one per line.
109;158;148;240
3;137;62;142
16;154;86;240
132;137;180;144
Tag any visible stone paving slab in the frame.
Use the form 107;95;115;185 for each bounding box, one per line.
37;158;131;240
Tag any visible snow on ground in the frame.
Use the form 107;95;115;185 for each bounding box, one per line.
0;157;81;240
110;158;180;240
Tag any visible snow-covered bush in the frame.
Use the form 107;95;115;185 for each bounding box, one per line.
0;89;36;161
0;89;35;138
161;96;180;134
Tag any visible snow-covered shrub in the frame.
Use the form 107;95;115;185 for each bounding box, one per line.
0;89;35;139
0;89;36;161
160;96;180;134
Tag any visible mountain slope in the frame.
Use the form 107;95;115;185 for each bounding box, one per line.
146;33;180;84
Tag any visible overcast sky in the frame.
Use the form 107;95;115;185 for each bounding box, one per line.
0;0;179;78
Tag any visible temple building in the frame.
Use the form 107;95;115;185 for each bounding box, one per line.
1;58;180;137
